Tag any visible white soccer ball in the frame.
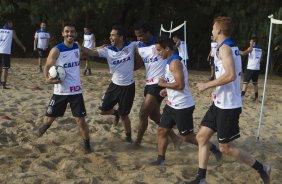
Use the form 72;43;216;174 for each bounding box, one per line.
48;65;66;81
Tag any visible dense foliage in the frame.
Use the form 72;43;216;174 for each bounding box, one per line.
0;0;282;74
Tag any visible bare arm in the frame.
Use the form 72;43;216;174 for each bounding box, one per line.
196;44;236;91
13;31;26;52
34;37;38;51
158;60;185;90
240;46;252;56
78;43;99;57
46;38;50;49
44;47;61;84
93;34;96;48
134;46;144;70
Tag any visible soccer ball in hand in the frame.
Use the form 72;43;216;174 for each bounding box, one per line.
48;65;66;81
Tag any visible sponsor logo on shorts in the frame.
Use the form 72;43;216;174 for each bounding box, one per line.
47;106;53;114
218;137;226;141
181;130;187;134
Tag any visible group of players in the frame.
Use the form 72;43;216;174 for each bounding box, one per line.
0;17;269;183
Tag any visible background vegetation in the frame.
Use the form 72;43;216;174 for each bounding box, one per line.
1;0;282;74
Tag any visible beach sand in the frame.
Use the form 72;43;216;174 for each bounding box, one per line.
0;58;281;184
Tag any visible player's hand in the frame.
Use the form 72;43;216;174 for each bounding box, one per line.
34;48;37;52
45;77;61;84
159;89;167;97
22;46;26;52
211;92;216;101
196;82;208;91
158;78;166;87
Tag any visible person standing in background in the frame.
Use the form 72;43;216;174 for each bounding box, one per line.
34;21;50;73
0;19;26;89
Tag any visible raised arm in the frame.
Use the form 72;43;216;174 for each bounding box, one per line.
78;44;99;57
240;46;252;56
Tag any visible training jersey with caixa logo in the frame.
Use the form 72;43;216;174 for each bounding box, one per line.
0;25;13;54
165;53;194;109
214;38;242;109
136;36;166;85
97;42;135;86
53;42;82;95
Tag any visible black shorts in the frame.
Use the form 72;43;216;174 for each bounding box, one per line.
243;69;260;84
99;82;135;116
144;84;165;103
201;103;242;143
0;54;11;69
37;48;48;58
160;105;195;136
45;94;87;117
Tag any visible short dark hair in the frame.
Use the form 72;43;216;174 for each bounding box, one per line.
112;25;127;39
156;35;175;50
172;34;180;39
250;37;257;43
134;21;154;35
62;22;76;31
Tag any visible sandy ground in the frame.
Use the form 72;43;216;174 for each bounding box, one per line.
0;58;281;184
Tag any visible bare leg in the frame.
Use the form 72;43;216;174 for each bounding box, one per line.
3;68;8;82
241;83;248;97
121;115;132;142
74;117;90;140
196;126;215;169
38;57;43;72
37;116;56;137
74;117;92;153
157;127;170;156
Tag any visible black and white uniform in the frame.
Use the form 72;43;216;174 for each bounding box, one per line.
202;38;242;143
45;43;86;117
0;25;13;69
136;36;166;102
34;29;50;58
243;45;262;84
97;42;135;115
160;53;195;136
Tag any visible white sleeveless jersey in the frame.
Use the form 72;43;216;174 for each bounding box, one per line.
34;30;50;49
165;53;194;109
247;45;262;70
0;26;13;54
97;42;135;86
214;38;242;109
136;37;166;85
83;32;95;49
54;43;82;95
210;41;217;57
177;40;189;60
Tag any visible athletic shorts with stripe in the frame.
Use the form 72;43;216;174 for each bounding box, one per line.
201;103;242;143
160;105;195;136
45;94;87;117
99;82;135;116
